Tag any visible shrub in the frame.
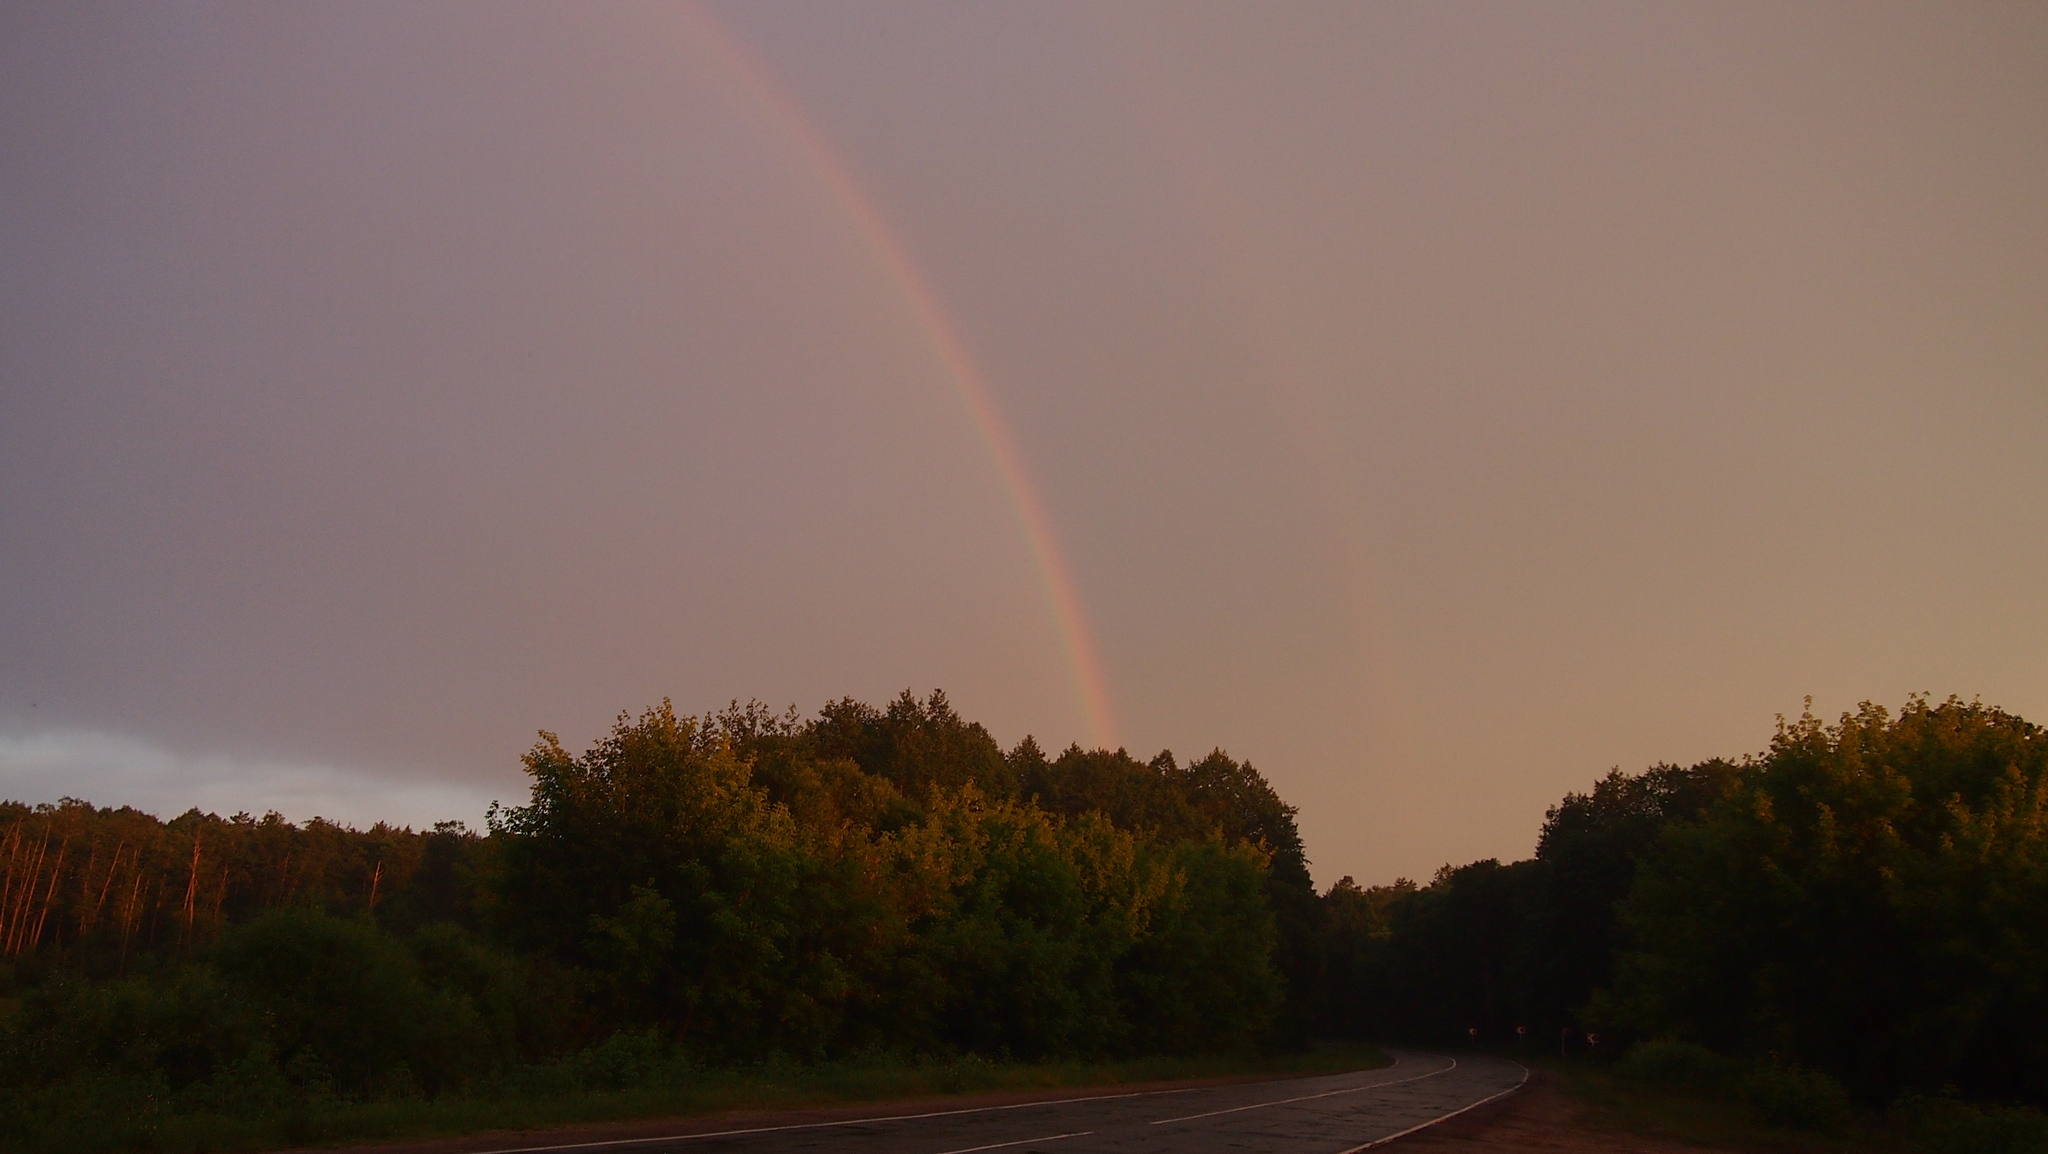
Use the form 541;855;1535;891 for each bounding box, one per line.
1896;1094;2048;1154
211;908;483;1095
0;966;269;1091
558;1028;679;1091
1616;1039;1734;1092
1740;1061;1853;1133
0;1071;171;1152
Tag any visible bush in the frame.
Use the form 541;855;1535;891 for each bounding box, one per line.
559;1028;680;1091
211;908;484;1095
1896;1094;2048;1154
407;923;529;1067
1740;1061;1853;1133
0;966;270;1092
1616;1039;1734;1092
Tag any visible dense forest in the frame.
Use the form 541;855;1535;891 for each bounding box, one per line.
0;692;1315;1147
3;692;2044;1149
1322;695;2048;1129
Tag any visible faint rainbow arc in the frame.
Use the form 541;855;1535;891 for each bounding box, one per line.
670;4;1118;750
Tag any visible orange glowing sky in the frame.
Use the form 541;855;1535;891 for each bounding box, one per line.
2;2;2043;885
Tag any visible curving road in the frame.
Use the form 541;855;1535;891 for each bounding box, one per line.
475;1049;1527;1154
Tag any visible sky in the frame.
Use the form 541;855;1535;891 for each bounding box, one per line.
3;1;2044;887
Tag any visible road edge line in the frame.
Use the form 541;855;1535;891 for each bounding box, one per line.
1149;1057;1453;1125
455;1057;1400;1154
1336;1060;1530;1152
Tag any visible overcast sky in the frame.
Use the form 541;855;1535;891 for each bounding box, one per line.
4;1;2043;886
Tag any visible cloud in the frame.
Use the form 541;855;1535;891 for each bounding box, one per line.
0;729;507;831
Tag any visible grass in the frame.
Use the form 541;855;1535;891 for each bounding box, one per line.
2;1043;1391;1154
1546;1045;2048;1154
1544;1055;1899;1153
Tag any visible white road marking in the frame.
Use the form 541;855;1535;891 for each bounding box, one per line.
457;1078;1213;1153
401;1053;1495;1154
1335;1062;1530;1151
1147;1059;1456;1125
933;1130;1091;1154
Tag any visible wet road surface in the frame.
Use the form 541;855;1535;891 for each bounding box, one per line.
473;1049;1528;1154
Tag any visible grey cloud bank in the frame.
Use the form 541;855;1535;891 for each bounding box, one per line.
0;729;500;832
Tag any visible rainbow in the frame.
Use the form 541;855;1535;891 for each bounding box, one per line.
664;4;1118;750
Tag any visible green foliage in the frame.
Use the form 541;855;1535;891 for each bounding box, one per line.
21;686;2048;1149
490;702;848;1056
1738;1061;1855;1133
1318;874;1407;1037
1616;1039;1735;1093
0;908;537;1118
1325;695;2048;1131
405;923;532;1061
551;1028;681;1092
0;965;269;1094
1364;858;1546;1042
212;909;485;1094
0;1038;1386;1154
890;795;1126;1057
482;697;1300;1062
1896;1094;2048;1154
1529;760;1740;1029
0;686;1336;1154
1119;839;1282;1053
1604;1046;1857;1137
804;691;1017;807
1609;698;2048;1104
0;798;483;975
4;686;1318;1119
1315;758;1739;1047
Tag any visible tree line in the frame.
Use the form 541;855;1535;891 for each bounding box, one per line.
0;690;1320;1144
0;801;452;967
3;690;2043;1146
1326;696;2048;1112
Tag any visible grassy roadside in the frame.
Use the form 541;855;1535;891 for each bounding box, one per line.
5;1044;1391;1154
1537;1048;2045;1154
1539;1054;1899;1153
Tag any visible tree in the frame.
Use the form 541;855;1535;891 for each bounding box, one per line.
1528;759;1739;1032
1609;698;2048;1104
489;702;843;1056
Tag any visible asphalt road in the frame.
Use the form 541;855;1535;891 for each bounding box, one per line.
476;1049;1528;1154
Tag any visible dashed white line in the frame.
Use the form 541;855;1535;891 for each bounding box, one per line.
933;1130;1091;1154
456;1079;1208;1153
377;1053;1493;1154
1148;1059;1457;1125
